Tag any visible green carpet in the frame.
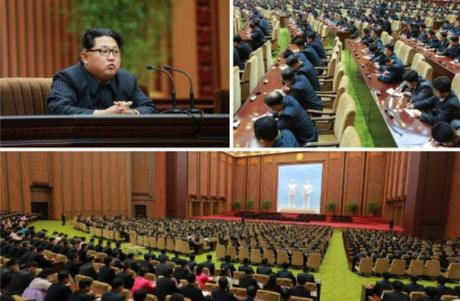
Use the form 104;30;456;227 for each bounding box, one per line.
341;49;375;147
30;221;455;301
272;28;290;60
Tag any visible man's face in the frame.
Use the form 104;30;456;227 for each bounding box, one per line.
81;36;121;82
384;48;392;57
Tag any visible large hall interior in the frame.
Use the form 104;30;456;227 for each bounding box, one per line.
1;151;459;301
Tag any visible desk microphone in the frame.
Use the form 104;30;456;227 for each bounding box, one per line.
163;64;200;113
145;65;181;114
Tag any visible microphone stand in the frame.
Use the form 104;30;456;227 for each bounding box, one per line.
145;65;183;114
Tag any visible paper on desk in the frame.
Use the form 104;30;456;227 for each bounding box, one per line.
252;113;272;121
386;88;402;97
363;55;371;60
279;65;289;71
404;108;418;118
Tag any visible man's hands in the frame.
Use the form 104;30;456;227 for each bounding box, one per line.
93;101;140;115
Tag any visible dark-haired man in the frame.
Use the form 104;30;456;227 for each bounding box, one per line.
69;278;96;301
234;35;253;63
249;23;265;49
400;70;433;103
431;121;460;147
281;67;322;111
377;44;404;84
179;274;204;301
264;91;317;145
407;76;460;124
44;271;72;301
48;28;157;115
285;54;320;91
381;281;409;301
441;36;460;59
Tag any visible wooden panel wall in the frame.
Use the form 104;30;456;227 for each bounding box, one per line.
0;152;168;219
445;153;460;239
1;0;78;78
342;152;366;215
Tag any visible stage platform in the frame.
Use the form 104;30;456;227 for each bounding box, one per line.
193;211;403;232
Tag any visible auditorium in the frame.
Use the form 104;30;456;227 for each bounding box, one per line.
1;151;459;301
232;0;460;148
0;0;229;147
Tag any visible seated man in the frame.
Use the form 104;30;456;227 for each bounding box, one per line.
435;276;456;299
382;281;409;301
377;44;405;84
419;287;439;301
293;37;322;67
285;54;320;91
48;28;156;115
264;91;318;145
373;272;393;297
441;36;460;59
404;276;424;294
281;67;323;111
437;31;450;53
407;76;460;124
370;29;383;50
305;31;326;59
249;22;265;50
424;30;440;49
234;35;253;63
291;275;311;298
369;43;386;65
256;259;273;276
254;116;300;148
400;70;433;103
69;278;96;301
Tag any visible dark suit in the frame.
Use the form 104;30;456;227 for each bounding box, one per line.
435;285;455;299
250;27;265;49
238;265;254;274
44;283;72;301
48;62;157;115
155;277;178;301
381;291;410;301
414;92;460;124
156;262;170;277
236;42;253;62
291;286;311;298
256;265;273;275
276;269;296;284
116;270;134;289
179;284;205;301
378;55;405;84
277;95;318;144
79;263;98;280
442;44;460;59
212;288;238;301
4;269;34;295
69;291;95;301
98;266;116;285
301;46;322;67
404;79;433;103
201;260;215;276
288;74;322;111
173;267;189;282
297;272;315;283
374;280;393;296
404;282;424;294
296;61;320;91
101;291;125;301
239;275;258;289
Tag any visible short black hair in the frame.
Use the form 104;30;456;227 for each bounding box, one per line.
306;31;316;40
384;44;394;52
133;288;147;301
392;281;404;292
111;277;124;290
433;76;451;93
382;272;391;280
281;67;296;82
283;49;295;59
79;278;93;290
186;273;196;284
171;293;185;301
293;37;306;47
264;91;284;107
432;122;457;144
58;271;69;282
285;55;300;66
246;285;258;297
425;287;436;297
234;35;242;43
450;35;459;43
403;70;419;82
297;274;306;285
81;28;124;50
369;43;379;53
218;276;229;289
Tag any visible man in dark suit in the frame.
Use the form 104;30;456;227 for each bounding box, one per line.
264;91;318;145
400;70;433;104
293;37;322;67
98;257;116;285
404;276;424;294
409;76;460;124
276;263;296;285
28;247;53;268
69;278;96;301
291;275;311;298
377;44;405;84
200;254;215;276
187;255;197;272
179;274;204;301
155;269;179;301
4;261;37;295
431;121;460;147
79;256;98;280
441;36;460;59
256;258;273;275
373;272;393;297
212;277;237;301
419;287;439;301
238;258;254;274
281;67;322;111
220;256;236;277
243;285;257;301
173;260;189;283
306;31;326;59
116;263;135;290
285;54;320;91
48;28;156;115
156;257;170;277
239;269;258;289
297;267;315;283
254;116;300;148
234;35;253;63
101;278;125;301
381;281;409;301
44;271;72;301
249;23;265;49
435;276;455;299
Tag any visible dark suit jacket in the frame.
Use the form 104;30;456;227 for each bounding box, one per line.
404;282;424;294
101;291;125;301
79;263;98;280
374;280;393;296
155;277;178;301
291;286;311;298
289;75;322;111
239;275;258;289
44;283;72;301
414;92;460;124
256;265;273;275
173;267;189;282
69;291;95;301
179;284;205;301
4;269;34;295
297;272;315;283
48;62;157;115
212;288;238;301
381;291;410;301
435;285;456;299
98;266;115;285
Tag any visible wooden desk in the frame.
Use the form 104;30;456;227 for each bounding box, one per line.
346;39;432;147
0;114;229;147
400;36;460;80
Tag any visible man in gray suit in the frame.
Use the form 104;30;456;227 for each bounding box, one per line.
48;28;156;115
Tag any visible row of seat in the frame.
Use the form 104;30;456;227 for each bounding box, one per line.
355;257;460;280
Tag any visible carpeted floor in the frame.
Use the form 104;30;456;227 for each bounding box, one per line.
30;221;455;301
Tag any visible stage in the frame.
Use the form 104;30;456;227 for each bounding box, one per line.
193;211;403;232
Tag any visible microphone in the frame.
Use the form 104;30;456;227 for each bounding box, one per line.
162;64;200;113
145;65;181;114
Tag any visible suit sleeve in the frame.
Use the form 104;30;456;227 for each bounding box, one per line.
277;115;296;132
420;104;458;124
129;77;157;114
413;96;436;110
411;87;433;103
47;73;95;115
